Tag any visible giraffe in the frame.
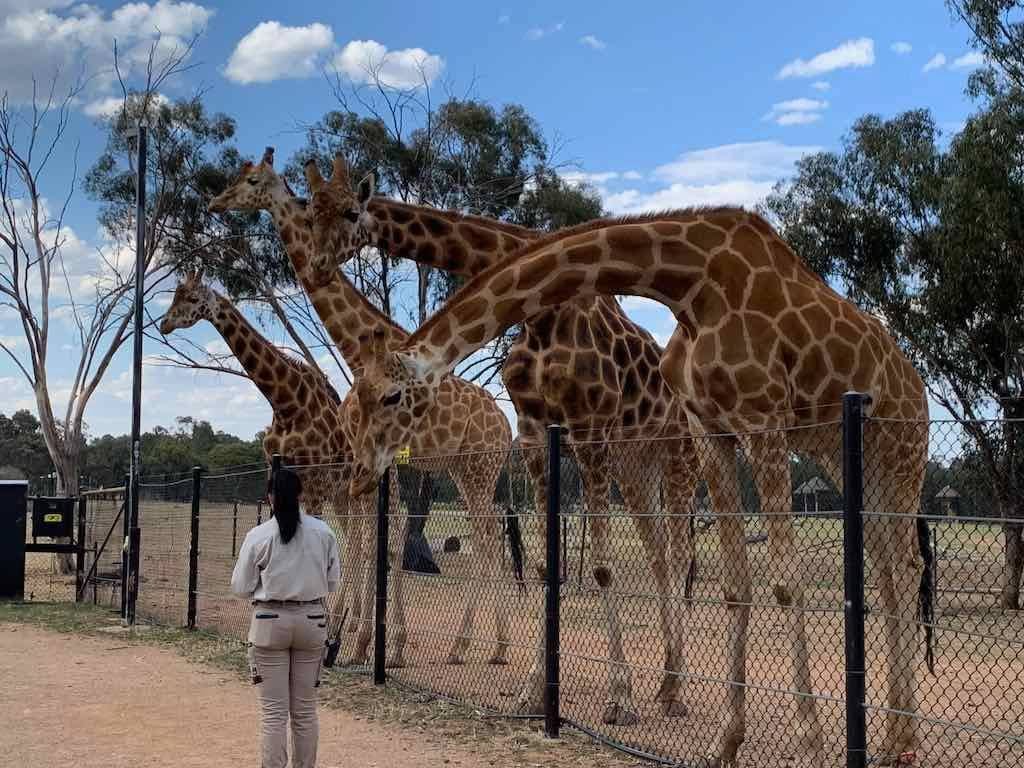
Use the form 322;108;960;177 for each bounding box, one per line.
158;271;365;615
207;149;515;670
340;209;930;767
304;154;700;723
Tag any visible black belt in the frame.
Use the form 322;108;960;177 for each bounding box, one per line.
253;598;324;606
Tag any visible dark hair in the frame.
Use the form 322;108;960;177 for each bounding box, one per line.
267;468;302;543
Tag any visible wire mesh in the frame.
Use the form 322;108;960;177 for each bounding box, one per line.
861;418;1024;768
81;487;126;610
65;416;1024;768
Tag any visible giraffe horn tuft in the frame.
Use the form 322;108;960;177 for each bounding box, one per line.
371;327;387;367
262;146;275;166
304;159;324;192
330;153;350;187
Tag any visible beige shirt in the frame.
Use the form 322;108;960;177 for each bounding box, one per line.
230;513;341;602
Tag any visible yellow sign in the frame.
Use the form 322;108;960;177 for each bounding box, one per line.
43;513;63;523
396;446;411;465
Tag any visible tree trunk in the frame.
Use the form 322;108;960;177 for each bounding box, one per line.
53;450;80;575
417;263;431;325
1000;523;1024;609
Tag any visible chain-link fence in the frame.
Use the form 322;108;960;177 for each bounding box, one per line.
71;403;1024;768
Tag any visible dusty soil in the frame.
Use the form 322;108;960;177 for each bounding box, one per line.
0;622;638;768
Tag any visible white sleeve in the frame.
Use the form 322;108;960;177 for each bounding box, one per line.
326;530;342;594
230;532;260;597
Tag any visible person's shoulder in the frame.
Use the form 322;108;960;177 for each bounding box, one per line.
302;514;337;539
245;518;279;543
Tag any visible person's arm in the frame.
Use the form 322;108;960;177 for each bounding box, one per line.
230;531;261;597
326;530;342;594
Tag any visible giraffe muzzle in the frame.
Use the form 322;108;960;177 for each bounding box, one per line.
349;466;378;497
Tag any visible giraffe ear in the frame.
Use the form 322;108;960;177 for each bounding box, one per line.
330;154;350;188
304;159;324;192
195;266;205;284
262;146;275;167
357;172;374;211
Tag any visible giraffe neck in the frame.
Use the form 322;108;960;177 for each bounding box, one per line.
405;217;716;375
267;195;408;373
207;294;303;413
365;199;537;277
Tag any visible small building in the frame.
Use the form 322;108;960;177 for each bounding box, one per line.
935;485;961;517
795;476;831;515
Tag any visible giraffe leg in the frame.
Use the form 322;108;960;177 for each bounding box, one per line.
514;437;554;715
652;438;699;718
865;477;924;762
695;429;750;768
445;466;507;665
349;493;377;666
344;512;365;634
385;469;409;669
745;431;824;766
575;442;640;726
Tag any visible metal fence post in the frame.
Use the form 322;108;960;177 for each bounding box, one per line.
75;496;86;601
842;392;869;768
120;474;129;618
187;466;202;630
374;467;391;686
544;424;562;739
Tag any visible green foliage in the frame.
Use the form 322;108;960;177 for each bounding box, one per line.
0;410;52;484
77;418;263;488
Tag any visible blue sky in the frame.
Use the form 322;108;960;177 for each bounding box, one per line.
0;0;986;440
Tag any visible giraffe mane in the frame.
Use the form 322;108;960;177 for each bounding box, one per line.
378;198;542;239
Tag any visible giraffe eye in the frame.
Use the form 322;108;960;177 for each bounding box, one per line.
380;391;401;407
343;210;359;223
247;177;259;185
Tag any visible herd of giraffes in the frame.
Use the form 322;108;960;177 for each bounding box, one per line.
158;146;930;767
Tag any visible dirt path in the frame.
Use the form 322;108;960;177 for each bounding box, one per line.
0;623;491;768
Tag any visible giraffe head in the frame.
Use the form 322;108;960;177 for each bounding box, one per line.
304;153;374;275
208;146;288;214
160;270;216;334
348;329;439;496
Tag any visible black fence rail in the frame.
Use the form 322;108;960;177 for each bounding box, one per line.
77;399;1024;768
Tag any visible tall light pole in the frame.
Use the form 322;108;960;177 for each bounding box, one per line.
124;121;147;626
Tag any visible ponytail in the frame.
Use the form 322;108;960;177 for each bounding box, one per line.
269;467;302;543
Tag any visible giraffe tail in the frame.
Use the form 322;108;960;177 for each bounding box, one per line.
504;505;526;592
916;512;935;674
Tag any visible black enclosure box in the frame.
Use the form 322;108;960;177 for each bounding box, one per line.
31;496;75;539
0;480;28;599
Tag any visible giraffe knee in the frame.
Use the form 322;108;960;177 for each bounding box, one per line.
593;566;612;588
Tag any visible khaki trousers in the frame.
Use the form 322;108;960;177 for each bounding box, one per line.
248;602;328;768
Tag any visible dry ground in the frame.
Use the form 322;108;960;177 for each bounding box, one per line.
0;603;644;768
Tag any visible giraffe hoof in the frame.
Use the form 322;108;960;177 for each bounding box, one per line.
487;654;510;666
601;702;640;726
385;655;405;669
446;653;466;665
514;695;544;716
659;699;689;718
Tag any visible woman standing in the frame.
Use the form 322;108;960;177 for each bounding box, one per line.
231;467;341;768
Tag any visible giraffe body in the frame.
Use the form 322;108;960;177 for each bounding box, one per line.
306;157;699;720
344;208;929;767
209;152;514;669
159;274;365;616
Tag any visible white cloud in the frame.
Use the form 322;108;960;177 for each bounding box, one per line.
811;80;831;91
652;141;821;184
0;334;22;348
950;51;985;70
526;22;564;41
622;170;643;181
224;21;333;84
891;41;913;55
605;140;820;215
83;92;168;119
923;53;947;72
777;37;875;79
579;34;606;51
498;14;510;24
763;97;828;126
0;1;212;103
562;170;620;185
331;39;444;89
